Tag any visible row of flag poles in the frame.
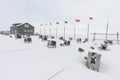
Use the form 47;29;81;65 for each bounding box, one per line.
40;17;93;40
40;17;93;26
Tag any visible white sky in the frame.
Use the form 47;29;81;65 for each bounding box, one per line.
0;0;120;33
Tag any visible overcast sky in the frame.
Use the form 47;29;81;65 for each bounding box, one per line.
0;0;120;33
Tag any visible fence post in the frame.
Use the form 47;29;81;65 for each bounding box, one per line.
93;33;96;41
117;32;119;44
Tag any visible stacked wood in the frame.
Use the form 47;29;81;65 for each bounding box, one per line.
90;46;95;50
60;40;70;46
83;38;88;43
50;36;55;39
42;35;48;41
9;36;12;38
99;43;108;50
60;43;64;46
64;40;70;46
76;38;81;43
86;52;101;72
47;40;56;48
15;34;21;39
69;37;73;41
39;35;43;39
78;48;84;52
104;40;113;45
24;37;32;43
59;37;64;40
94;54;101;72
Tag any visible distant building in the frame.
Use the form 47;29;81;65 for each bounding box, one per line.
0;31;10;35
10;23;34;35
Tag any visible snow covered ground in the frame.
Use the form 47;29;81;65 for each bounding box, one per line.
0;35;120;80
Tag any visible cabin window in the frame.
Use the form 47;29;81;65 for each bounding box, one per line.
25;24;29;28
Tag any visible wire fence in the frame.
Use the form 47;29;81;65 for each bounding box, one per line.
91;32;120;44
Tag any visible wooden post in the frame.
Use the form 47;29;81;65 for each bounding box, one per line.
95;54;101;72
93;33;96;41
86;52;92;69
117;32;119;44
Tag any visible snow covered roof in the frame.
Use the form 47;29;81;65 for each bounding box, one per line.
12;23;34;28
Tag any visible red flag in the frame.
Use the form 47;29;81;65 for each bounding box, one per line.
75;19;80;22
89;17;93;20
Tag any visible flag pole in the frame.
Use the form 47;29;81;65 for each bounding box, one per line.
56;28;57;38
105;23;108;40
64;26;65;39
64;21;68;39
74;26;76;40
56;22;59;38
105;16;109;40
44;27;46;35
40;24;42;35
87;22;90;41
87;17;93;41
74;19;80;40
40;28;41;35
49;27;51;37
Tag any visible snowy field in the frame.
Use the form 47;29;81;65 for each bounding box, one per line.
0;34;120;80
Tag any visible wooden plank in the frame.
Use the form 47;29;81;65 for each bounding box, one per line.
94;54;101;72
86;52;92;69
93;33;96;41
91;33;116;35
93;38;120;41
